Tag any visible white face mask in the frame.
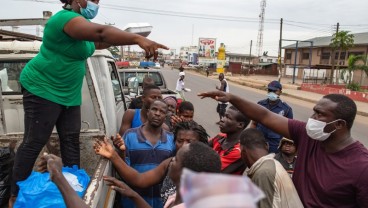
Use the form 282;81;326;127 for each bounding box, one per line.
306;118;340;141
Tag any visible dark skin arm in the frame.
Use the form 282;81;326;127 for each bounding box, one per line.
94;138;171;188
103;176;151;208
37;154;89;208
119;109;135;136
94;41;112;50
198;91;290;139
64;17;169;60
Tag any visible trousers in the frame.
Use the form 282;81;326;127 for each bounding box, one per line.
11;88;81;196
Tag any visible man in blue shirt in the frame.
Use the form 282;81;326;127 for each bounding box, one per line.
122;99;175;208
250;80;293;153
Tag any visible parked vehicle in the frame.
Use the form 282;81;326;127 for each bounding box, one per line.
0;40;126;207
139;61;155;68
154;62;161;69
116;61;130;68
118;68;179;106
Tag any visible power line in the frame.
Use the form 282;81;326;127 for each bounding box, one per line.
12;0;279;23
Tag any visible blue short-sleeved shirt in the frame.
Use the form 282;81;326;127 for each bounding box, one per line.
121;126;175;208
256;99;293;152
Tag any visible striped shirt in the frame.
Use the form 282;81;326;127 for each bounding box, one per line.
121;126;176;208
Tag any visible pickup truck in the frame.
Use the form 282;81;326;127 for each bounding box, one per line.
118;68;179;106
0;40;126;207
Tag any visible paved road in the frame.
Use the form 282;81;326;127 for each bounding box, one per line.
161;67;368;147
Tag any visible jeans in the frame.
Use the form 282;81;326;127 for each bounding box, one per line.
11;88;81;196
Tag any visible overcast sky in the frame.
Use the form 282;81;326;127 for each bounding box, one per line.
2;0;368;56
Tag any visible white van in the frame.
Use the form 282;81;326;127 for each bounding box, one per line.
0;40;126;207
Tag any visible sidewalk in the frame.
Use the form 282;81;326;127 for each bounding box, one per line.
187;69;368;117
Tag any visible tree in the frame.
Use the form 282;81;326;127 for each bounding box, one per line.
329;31;354;84
341;55;368;86
108;46;120;59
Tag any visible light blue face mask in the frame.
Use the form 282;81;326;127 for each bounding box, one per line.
79;0;99;19
267;92;279;101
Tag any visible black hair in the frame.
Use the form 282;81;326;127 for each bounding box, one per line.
181;142;221;173
142;77;155;88
60;0;68;3
228;106;250;128
173;121;209;145
240;128;268;150
323;94;357;129
149;99;167;110
143;84;160;96
178;101;194;113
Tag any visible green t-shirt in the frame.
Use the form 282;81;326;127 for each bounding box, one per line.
20;9;95;106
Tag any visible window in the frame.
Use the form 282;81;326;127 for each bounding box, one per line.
302;53;310;59
286;53;292;60
267;59;273;63
0;61;28;94
120;71;164;88
108;62;123;104
335;52;346;59
321;52;330;60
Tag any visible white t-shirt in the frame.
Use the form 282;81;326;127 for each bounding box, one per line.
176;79;184;91
223;79;229;93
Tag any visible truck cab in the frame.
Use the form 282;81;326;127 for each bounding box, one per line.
118;68;178;107
0;40;126;207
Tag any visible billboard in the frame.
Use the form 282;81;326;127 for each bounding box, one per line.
198;38;216;58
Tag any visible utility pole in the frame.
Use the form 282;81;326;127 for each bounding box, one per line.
278;18;283;81
330;22;339;84
256;0;267;57
292;41;299;84
191;24;194;46
248;40;252;75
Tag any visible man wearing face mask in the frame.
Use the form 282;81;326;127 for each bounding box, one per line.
250;80;293;153
9;0;169;207
198;91;368;208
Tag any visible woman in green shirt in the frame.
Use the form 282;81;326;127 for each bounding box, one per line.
9;0;168;206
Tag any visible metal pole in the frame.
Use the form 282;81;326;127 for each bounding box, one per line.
308;41;313;70
191;24;194;46
293;41;299;84
278;18;283;81
0;79;7;134
248;40;252;75
308;41;313;79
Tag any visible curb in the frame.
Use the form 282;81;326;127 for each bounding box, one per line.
228;78;368;117
182;68;368;117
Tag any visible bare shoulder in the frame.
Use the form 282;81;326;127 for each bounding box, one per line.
122;109;136;120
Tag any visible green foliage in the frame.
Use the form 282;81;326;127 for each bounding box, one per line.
330;31;355;50
107;46;120;58
329;30;355;84
341;54;368;85
346;82;361;91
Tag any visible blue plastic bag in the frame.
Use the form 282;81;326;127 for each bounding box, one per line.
14;166;90;208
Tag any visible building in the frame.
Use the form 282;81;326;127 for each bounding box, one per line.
226;53;257;74
283;32;368;85
259;55;279;64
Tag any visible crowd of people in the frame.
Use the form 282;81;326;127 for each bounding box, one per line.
30;74;368;208
7;0;368;207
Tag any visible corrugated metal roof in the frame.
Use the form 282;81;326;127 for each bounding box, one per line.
283;32;368;49
227;53;257;58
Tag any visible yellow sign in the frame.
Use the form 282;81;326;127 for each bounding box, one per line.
216;43;226;73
